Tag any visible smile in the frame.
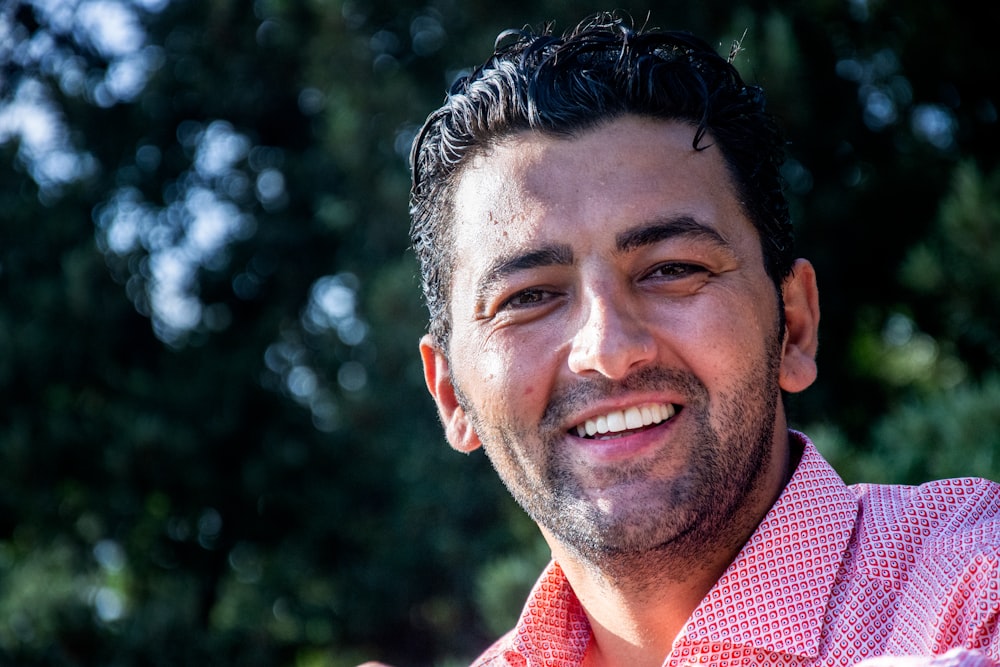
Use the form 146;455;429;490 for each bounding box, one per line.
573;403;678;439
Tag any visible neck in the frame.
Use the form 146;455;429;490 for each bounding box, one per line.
548;532;738;667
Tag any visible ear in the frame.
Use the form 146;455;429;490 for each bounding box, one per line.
419;334;482;453
778;258;820;393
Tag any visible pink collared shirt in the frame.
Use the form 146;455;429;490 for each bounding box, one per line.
473;433;1000;667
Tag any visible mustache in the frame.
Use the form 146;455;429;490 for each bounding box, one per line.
540;365;708;430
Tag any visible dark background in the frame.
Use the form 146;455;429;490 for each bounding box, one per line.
2;0;999;665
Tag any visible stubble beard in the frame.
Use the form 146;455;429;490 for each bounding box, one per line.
456;333;784;587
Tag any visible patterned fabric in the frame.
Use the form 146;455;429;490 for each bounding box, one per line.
473;432;1000;667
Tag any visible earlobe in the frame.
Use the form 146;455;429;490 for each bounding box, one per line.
778;259;821;393
419;335;482;453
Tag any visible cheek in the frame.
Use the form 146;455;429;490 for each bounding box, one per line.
471;339;557;415
656;297;773;379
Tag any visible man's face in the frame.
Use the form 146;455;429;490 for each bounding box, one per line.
421;116;818;566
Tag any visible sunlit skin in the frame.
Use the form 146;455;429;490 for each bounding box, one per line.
421;116;820;667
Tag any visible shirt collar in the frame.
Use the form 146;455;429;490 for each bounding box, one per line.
509;561;592;665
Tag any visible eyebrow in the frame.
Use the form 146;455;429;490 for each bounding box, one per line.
475;244;573;303
616;216;731;254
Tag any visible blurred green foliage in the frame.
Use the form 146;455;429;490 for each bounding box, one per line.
0;0;998;665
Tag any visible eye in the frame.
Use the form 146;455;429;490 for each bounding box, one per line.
645;262;709;280
499;288;555;310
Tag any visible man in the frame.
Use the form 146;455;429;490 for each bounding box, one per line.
408;13;1000;667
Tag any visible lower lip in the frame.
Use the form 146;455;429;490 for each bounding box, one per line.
569;418;676;463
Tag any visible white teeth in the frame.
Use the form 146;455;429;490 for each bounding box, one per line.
640;405;653;424
607;411;626;432
573;403;677;438
596;415;608;434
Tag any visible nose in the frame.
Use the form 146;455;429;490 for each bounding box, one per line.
567;289;656;379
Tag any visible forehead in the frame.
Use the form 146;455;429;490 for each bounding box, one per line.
449;116;756;267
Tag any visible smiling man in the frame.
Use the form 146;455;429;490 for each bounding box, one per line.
408;13;1000;667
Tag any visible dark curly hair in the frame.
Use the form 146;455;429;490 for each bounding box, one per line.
410;13;792;349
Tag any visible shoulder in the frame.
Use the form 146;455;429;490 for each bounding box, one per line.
849;477;1000;581
846;479;1000;653
851;477;1000;541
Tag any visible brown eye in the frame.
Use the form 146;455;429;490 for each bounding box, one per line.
649;263;705;279
502;289;549;309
